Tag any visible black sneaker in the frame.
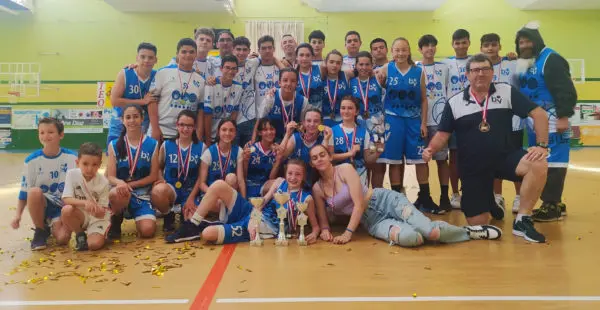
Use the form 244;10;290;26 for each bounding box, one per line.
31;227;50;251
513;216;546;243
465;225;502;240
557;202;567;216
163;212;176;233
490;195;505;220
531;203;562;222
75;232;88;251
165;221;202;243
108;213;124;240
415;196;446;215
439;196;452;212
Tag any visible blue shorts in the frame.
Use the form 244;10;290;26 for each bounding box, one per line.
527;129;570;168
215;191;252;244
44;196;63;227
378;115;425;165
125;197;156;222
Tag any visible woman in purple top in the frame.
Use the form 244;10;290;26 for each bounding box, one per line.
309;144;502;246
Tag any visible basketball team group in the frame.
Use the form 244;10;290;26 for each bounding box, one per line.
10;21;577;252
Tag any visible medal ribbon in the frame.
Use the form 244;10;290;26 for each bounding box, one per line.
216;144;232;180
299;68;312;98
125;134;144;179
177;140;192;181
257;141;271;155
327;78;339;117
279;90;295;126
470;88;490;125
358;78;370;114
177;68;194;103
287;189;302;233
343;126;357;159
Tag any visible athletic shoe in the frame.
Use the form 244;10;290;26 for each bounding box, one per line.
439;196;452;212
415;196;446;215
163;212;176;233
31;227;50;251
465;225;502;240
557;202;567;216
107;213;124;240
450;193;461;209
531;203;562;222
165;221;203;243
491;195;505;220
513;216;546;243
512;195;521;213
75;232;88;251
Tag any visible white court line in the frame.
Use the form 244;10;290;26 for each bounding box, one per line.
0;299;189;307
217;296;600;303
568;163;600;173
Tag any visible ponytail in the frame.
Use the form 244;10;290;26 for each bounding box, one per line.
115;125;127;160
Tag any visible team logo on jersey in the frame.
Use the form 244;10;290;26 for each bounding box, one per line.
408;78;418;87
61;163;69;172
140;151;150;161
528;67;537;75
491;95;503;104
193;80;201;88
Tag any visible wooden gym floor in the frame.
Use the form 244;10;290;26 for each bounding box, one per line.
0;148;599;310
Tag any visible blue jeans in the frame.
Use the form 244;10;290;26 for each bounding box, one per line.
361;189;469;247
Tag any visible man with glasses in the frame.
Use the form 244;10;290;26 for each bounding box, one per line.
210;30;235;78
423;53;550;243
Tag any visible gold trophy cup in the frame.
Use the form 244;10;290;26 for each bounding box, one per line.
273;192;291;246
249;197;265;246
296;202;309;246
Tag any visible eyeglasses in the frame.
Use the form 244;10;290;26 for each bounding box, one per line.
177;123;194;129
468;67;493;74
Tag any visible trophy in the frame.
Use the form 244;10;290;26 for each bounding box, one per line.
296;202;309;246
273;192;290;246
248;197;264;246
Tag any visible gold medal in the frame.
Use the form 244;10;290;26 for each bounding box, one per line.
175;181;182;189
363;111;370;119
318;125;325;132
479;121;490;132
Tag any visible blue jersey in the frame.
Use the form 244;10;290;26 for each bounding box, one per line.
290;132;324;189
162;140;204;195
109;69;156;136
332;124;366;166
351;76;384;118
296;64;324;109
204;144;241;187
246;142;277;198
323;71;351;123
384;63;423;118
267;89;306;141
262;180;312;234
18;148;77;205
110;136;158;199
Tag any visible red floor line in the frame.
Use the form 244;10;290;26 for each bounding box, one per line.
190;244;237;310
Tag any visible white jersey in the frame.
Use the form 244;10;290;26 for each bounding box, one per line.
62;168;110;208
442;56;470;97
167;57;216;80
492;58;523;131
234;58;260;124
149;64;205;139
342;55;356;71
204;80;244;139
250;64;280;123
417;62;449;126
18;148;77;205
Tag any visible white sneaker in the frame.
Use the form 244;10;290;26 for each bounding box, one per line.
466;225;502;240
494;194;506;210
512;195;520;213
450;193;461;209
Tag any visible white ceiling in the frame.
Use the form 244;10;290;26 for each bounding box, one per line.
301;0;447;12
506;0;600;10
103;0;232;12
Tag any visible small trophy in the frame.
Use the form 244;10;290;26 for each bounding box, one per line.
249;197;264;246
273;192;290;246
296;202;309;246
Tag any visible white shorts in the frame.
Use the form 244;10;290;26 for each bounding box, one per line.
82;208;111;237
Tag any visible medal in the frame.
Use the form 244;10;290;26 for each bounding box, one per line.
343;126;357;163
317;125;325;132
299;68;312;98
358;78;370;119
327;78;339;120
470;89;491;133
216;144;232;180
177;68;194;107
250;146;256;153
279;90;295;127
125;134;144;179
177;139;192;186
